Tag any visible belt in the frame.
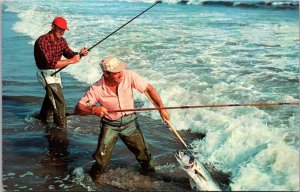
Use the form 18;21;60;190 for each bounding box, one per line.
101;114;136;127
37;69;62;87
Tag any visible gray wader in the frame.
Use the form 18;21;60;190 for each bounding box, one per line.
39;83;66;128
90;114;155;180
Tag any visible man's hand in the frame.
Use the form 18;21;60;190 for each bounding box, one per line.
144;84;170;123
92;106;109;117
159;108;170;123
79;47;89;57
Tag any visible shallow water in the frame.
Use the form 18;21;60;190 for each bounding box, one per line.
2;0;299;191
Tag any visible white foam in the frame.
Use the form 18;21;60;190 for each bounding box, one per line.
231;143;299;191
13;9;50;40
4;1;299;190
19;171;34;178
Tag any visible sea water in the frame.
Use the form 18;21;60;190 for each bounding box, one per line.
2;0;299;191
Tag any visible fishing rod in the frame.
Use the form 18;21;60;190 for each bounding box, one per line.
66;102;299;116
51;1;161;77
144;92;189;149
109;101;300;113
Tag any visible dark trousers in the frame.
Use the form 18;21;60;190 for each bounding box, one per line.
90;115;154;179
39;83;66;128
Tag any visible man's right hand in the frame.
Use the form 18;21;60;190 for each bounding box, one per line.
159;108;170;123
79;48;89;57
74;103;109;117
92;106;109;117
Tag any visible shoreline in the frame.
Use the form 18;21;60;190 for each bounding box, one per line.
2;1;298;191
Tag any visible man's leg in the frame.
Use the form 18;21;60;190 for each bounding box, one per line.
90;127;118;180
38;93;53;123
48;84;66;128
120;120;155;172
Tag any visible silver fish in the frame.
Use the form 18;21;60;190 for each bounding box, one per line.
175;150;221;191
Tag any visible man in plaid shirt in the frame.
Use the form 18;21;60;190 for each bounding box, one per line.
34;17;88;128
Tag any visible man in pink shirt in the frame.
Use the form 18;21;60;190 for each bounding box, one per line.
74;56;170;181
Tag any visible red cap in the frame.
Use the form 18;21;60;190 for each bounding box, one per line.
52;17;69;30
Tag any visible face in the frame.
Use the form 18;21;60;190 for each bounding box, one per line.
105;71;124;85
52;25;65;40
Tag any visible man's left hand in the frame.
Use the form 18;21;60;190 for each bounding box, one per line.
159;109;170;123
79;48;89;57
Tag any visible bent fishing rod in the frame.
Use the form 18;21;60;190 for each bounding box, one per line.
66;101;299;116
144;92;189;149
51;1;161;77
107;101;300;113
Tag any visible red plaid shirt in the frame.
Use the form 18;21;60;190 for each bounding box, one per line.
34;31;77;69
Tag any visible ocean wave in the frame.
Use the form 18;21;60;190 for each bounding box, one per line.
231;1;297;9
2;95;43;103
2;1;299;191
2;80;39;87
186;0;299;9
128;0;299;9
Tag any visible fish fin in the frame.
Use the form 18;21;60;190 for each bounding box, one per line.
194;169;207;181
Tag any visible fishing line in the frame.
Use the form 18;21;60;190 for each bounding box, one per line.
51;1;161;77
107;101;299;112
144;92;190;150
66;102;299;116
144;92;197;157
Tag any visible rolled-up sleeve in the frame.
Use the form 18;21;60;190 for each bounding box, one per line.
62;39;77;59
129;70;149;93
34;33;77;69
78;85;99;107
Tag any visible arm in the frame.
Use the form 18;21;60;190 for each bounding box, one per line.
61;39;89;67
55;47;88;68
55;47;89;68
144;84;170;122
55;39;89;69
35;37;81;69
74;84;108;117
74;103;109;117
55;55;80;68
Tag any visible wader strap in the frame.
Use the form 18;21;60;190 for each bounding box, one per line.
37;69;62;88
41;72;59;113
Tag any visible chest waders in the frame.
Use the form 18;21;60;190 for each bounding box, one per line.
89;114;154;180
40;71;65;127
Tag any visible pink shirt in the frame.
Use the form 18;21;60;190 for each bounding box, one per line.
79;70;148;120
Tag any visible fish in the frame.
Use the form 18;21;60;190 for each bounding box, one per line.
175;150;221;191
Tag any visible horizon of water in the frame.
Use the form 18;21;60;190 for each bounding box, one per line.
2;0;299;191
